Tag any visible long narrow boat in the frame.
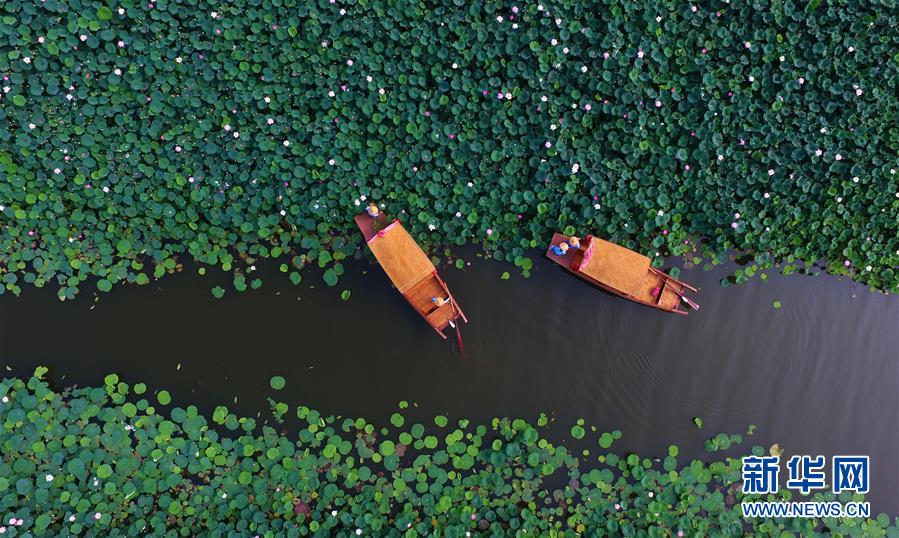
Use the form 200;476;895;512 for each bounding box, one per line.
545;233;699;314
355;212;467;338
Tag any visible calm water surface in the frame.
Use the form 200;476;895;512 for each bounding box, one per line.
1;252;897;513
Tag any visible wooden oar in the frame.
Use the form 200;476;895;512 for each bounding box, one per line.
677;291;700;310
447;299;466;358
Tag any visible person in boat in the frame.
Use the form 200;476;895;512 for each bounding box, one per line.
431;296;449;307
567;236;581;250
550;242;569;256
366;203;379;218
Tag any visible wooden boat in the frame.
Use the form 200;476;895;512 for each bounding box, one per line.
355;212;468;338
545;233;699;314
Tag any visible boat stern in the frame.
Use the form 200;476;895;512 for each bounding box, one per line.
545;232;576;269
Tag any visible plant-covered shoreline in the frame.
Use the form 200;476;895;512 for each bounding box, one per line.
1;370;895;536
2;0;898;299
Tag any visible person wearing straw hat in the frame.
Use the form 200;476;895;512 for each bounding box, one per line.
550;241;569;256
366;202;380;217
431;296;449;307
567;236;581;250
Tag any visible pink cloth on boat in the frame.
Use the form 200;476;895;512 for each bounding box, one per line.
573;237;595;270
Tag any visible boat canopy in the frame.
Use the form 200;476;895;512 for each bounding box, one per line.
576;236;651;297
367;220;436;293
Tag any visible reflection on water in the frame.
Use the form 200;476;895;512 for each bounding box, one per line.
1;250;896;513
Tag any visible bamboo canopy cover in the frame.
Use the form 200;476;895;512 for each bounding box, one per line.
576;237;651;297
366;221;436;293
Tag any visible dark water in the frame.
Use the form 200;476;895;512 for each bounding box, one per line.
1;251;897;513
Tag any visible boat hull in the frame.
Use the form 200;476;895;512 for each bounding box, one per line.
545;233;697;314
355;213;467;337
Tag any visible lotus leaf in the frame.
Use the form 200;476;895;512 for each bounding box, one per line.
267;376;286;392
0;0;895;297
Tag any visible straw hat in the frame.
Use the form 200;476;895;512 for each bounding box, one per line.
558;242;569;252
569;235;580;244
368;203;379;215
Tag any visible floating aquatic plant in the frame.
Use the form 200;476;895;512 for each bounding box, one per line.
0;369;894;536
269;375;285;390
0;1;897;299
